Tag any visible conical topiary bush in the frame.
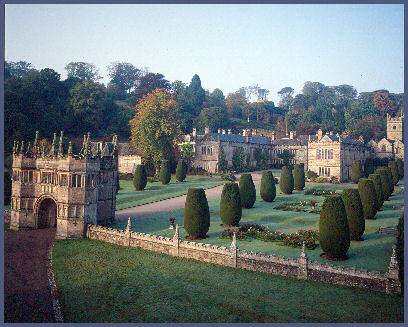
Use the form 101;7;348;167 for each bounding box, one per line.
388;161;399;186
184;188;210;239
368;173;384;209
384;166;395;195
176;159;188;182
133;164;147;191
280;166;294;194
293;164;305;191
358;178;378;220
342;188;365;241
159;160;171;185
260;171;276;202
396;158;404;180
239;173;256;208
220;182;242;226
319;195;350;260
376;168;392;201
351;161;364;184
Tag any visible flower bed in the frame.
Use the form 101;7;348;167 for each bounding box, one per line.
220;223;319;250
273;201;321;213
304;188;337;196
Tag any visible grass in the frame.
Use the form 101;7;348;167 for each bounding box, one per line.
52;238;404;323
111;170;404;273
116;174;225;210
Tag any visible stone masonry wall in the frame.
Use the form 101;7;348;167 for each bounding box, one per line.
86;224;401;294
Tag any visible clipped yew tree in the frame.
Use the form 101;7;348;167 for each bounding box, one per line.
239;173;256;208
293;164;305;191
376;168;392;201
280;166;294;194
159;160;171;185
260;171;276;202
351;161;364;184
176;159;188;182
396;158;404;180
133;164;147;191
220;182;242;226
384;166;395;195
184;188;210;239
388;161;399;186
342;189;365;241
368;173;384;209
319;195;350;259
358;178;378;220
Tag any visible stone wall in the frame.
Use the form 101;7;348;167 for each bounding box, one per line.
86;224;401;294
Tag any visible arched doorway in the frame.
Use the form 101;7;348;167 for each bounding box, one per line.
37;198;57;229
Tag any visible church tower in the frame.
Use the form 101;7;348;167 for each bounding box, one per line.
387;113;404;142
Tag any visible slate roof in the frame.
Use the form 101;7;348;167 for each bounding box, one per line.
198;133;271;145
271;135;311;146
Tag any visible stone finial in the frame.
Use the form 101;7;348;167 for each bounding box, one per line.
57;131;64;157
33;131;39;155
230;232;237;250
26;141;32;155
67;141;73;156
20;140;25;154
125;217;132;233
41;143;46;157
49;132;57;157
13;140;18;154
173;224;180;241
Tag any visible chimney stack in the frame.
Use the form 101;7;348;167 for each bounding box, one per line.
271;131;276;141
289;131;296;140
204;127;210;135
192;128;197;137
222;129;226;134
217;128;221;134
227;129;232;135
317;129;323;141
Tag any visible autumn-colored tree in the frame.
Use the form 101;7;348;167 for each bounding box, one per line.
372;90;397;116
130;89;182;166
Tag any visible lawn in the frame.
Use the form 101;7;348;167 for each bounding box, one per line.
111;171;404;273
52;239;404;323
116;174;225;210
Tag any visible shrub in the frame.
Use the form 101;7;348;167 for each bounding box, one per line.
184;188;210;239
396;158;404;179
376;168;392;201
315;176;329;183
342;189;365;241
388;161;399;186
280;166;294;194
306;170;318;180
358;178;378;220
368;174;384;209
239;173;256;208
176;159;188;182
319;195;350;259
396;214;404;293
351;161;364;183
221;173;236;182
119;172;134;180
260;171;276;202
330;176;340;184
304;188;336;196
384;166;395;195
133;164;147;191
159;160;171;185
220;182;242;226
4;171;11;205
293;164;305;191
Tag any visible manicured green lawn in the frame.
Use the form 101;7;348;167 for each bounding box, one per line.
116;175;225;210
52;239;404;323
112;171;404;273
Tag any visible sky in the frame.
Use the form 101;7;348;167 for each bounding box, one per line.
5;4;404;103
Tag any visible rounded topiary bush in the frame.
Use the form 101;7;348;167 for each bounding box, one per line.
133;164;147;191
293;164;305;191
368;173;384;209
260;171;276;202
396;158;404;180
220;182;242;226
319;195;350;260
280;166;294;194
376;168;392;201
176;159;188;182
239;173;256;208
342;189;365;241
351;161;364;184
159;160;171;185
358;178;378;220
388;161;399;186
184;188;210;239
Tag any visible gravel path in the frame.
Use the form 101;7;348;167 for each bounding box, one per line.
115;172;262;221
4;228;56;323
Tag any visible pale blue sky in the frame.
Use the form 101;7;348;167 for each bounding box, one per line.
5;4;404;103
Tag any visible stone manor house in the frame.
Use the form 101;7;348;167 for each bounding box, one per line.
186;114;404;182
10;131;118;239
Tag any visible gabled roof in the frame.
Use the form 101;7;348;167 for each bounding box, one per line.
198;133;271;145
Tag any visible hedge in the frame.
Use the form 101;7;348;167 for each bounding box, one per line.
220;182;242;226
319;195;350;259
184;188;210;239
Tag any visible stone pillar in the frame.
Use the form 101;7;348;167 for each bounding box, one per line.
385;246;401;294
229;232;238;268
172;224;180;256
125;217;132;247
298;242;308;280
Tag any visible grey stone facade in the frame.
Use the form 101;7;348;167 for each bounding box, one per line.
10;131;118;239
